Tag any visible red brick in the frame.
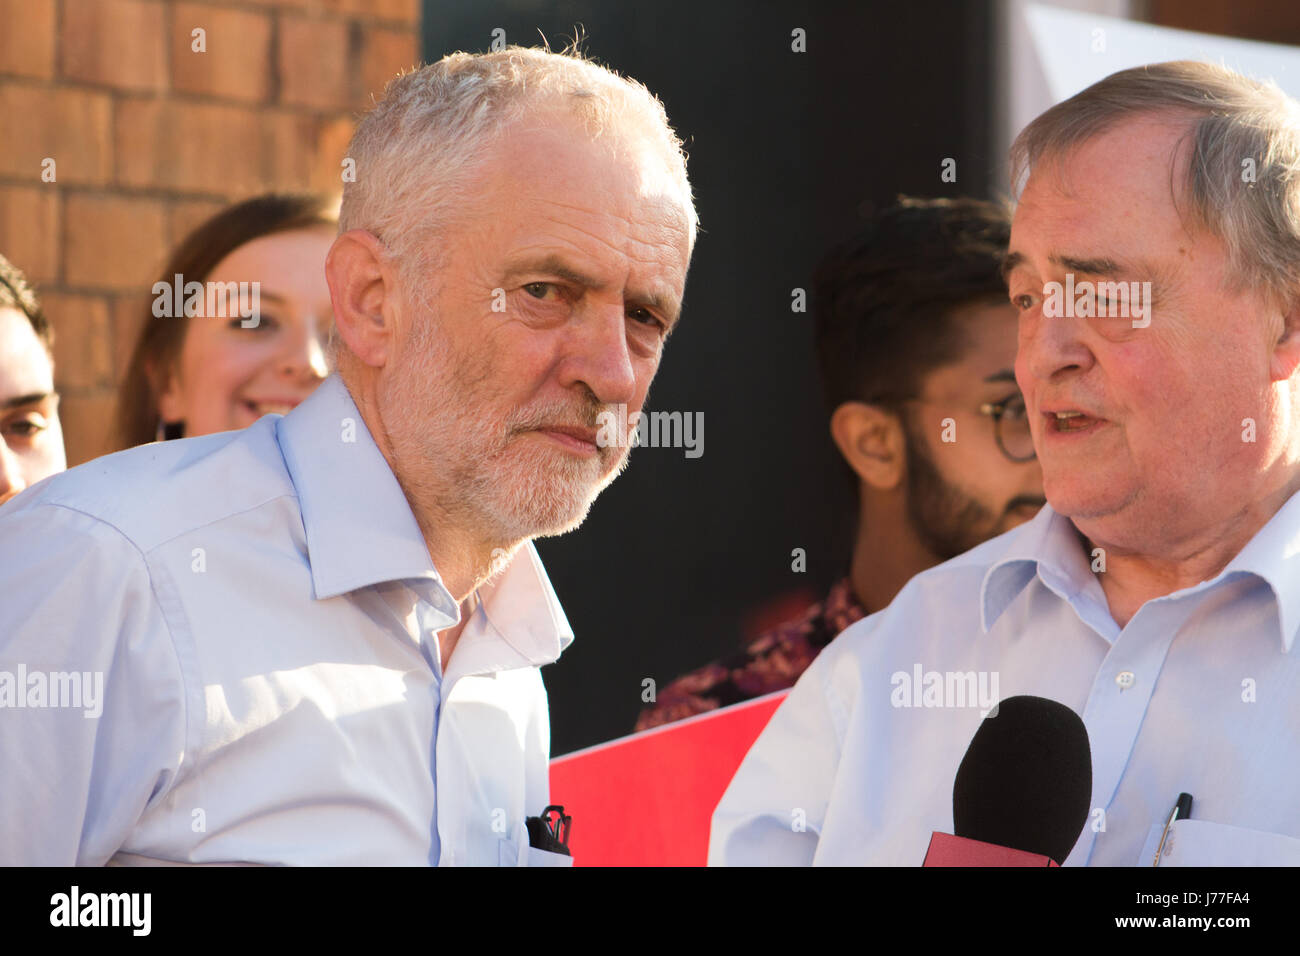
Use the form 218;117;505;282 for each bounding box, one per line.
61;0;166;92
43;291;113;390
0;0;56;79
278;16;349;110
310;115;353;195
265;111;319;189
116;98;265;194
245;0;420;24
64;194;168;292
358;24;418;104
242;0;329;11
337;0;420;25
57;391;118;465
0;185;60;284
0;83;112;184
172;3;272;103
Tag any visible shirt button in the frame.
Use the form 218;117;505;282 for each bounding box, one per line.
1116;671;1135;690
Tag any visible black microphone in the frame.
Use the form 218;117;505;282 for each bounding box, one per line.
925;695;1093;866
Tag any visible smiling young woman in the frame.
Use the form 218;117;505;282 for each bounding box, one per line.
114;193;339;449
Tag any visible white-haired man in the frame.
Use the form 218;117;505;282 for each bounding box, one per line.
712;61;1300;866
0;47;695;866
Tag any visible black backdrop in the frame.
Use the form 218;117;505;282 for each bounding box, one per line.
421;0;998;753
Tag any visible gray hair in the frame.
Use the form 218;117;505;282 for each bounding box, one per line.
1010;60;1300;309
339;44;698;292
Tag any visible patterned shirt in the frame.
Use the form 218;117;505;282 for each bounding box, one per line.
635;577;867;731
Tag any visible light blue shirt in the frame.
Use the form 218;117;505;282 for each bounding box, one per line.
711;498;1300;866
0;374;574;866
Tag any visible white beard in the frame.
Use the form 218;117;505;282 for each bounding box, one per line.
378;311;634;544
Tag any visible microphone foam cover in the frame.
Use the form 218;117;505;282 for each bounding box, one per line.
952;695;1092;865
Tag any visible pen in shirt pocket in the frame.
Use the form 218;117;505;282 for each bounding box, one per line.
1152;791;1193;867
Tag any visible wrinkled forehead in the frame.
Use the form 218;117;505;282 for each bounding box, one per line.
475;116;695;275
1007;127;1225;295
1013;115;1198;235
506;103;688;206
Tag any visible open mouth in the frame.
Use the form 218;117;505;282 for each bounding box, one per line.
1046;410;1102;434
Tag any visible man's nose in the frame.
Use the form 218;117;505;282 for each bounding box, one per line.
562;306;639;407
1019;307;1094;384
0;443;25;506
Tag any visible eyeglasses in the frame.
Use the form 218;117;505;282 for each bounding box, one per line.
979;393;1036;463
875;392;1038;464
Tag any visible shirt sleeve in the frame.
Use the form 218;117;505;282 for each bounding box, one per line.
0;502;188;865
708;647;847;866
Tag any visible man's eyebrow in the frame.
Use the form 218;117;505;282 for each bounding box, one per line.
503;255;605;292
1004;250;1163;289
1056;253;1166;306
1055;254;1124;276
502;254;683;327
1000;251;1023;284
983;369;1017;384
2;392;56;411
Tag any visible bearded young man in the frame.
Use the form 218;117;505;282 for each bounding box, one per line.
0;47;696;866
636;198;1043;730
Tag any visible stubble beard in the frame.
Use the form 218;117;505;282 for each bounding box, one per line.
903;424;1000;562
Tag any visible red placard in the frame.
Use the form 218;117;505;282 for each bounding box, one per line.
548;691;789;866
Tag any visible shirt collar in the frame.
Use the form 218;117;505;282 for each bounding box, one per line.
278;374;446;601
979;493;1300;653
476;541;575;667
980;504;1083;635
1219;489;1300;653
276;375;574;665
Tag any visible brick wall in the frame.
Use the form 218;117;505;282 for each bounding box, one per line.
0;0;421;465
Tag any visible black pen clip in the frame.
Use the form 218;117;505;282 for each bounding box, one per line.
525;804;572;855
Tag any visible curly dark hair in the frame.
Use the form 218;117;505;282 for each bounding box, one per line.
0;252;50;355
814;195;1013;414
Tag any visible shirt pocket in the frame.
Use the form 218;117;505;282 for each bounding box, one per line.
1141;818;1300;866
498;836;574;867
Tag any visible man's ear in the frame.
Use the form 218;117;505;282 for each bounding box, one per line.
326;229;398;369
829;401;907;491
